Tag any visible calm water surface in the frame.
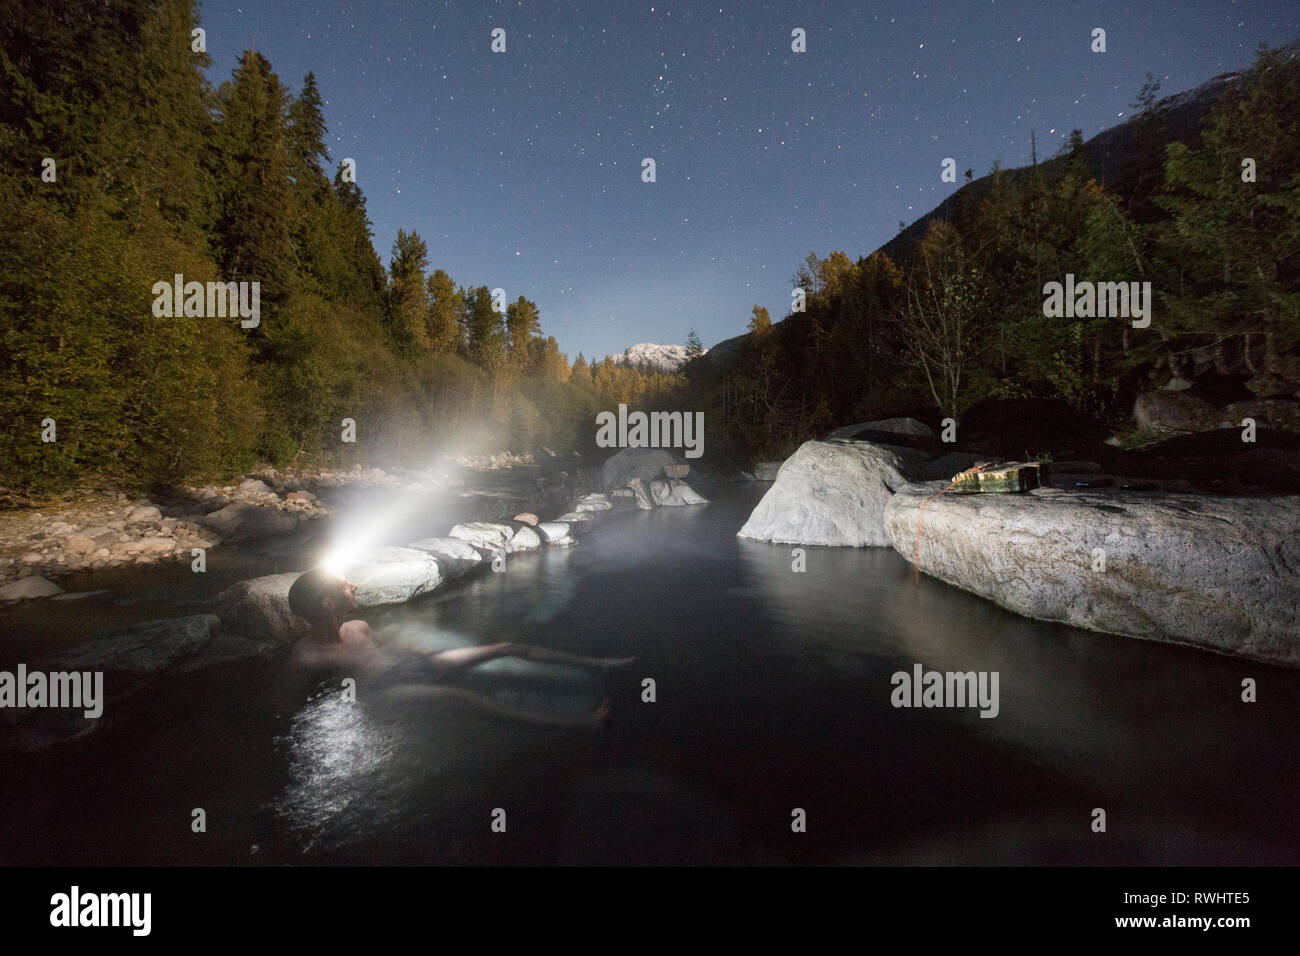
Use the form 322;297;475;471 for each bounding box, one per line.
1;485;1296;865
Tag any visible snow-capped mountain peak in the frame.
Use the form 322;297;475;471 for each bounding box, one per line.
611;342;705;372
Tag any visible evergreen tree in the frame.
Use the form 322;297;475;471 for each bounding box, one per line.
426;268;461;351
387;229;430;348
460;286;508;371
1156;46;1300;376
212;51;295;310
684;328;705;360
505;295;542;370
332;165;387;309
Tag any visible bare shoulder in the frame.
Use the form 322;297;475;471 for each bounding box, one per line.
339;619;374;644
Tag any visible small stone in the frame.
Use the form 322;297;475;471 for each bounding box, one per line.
64;534;95;555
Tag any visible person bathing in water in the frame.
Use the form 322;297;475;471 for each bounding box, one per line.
286;567;627;726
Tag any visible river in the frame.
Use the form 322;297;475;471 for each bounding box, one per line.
1;482;1296;865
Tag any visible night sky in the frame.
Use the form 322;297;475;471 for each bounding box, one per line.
200;0;1300;362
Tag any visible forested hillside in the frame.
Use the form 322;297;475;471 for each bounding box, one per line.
0;0;676;494
689;45;1300;463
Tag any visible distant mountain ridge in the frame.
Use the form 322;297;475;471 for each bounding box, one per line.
610;342;704;372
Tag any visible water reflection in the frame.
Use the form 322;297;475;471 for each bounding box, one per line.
276;686;401;850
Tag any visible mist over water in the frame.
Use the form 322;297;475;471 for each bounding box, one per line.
0;486;1296;865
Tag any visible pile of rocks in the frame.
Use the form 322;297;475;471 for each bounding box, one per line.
452;450;540;470
0;467;414;594
596;447;707;512
212;451;709;626
0;449;710;749
0;501;222;590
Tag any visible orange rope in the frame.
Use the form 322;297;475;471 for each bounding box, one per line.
914;466;982;586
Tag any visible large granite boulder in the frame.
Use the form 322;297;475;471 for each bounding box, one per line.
200;501;297;542
827;417;932;441
737;440;910;547
1133;391;1219;435
448;521;515;552
601;448;681;491
1222;399;1300;433
407;537;484;576
884;484;1300;666
209;572;311;642
338;546;443;606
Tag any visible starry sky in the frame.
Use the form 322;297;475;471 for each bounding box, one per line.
200;0;1300;362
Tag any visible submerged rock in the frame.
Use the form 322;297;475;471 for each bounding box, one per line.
2;615;224;753
172;634;279;674
753;461;783;481
42;614;221;674
338;546;443;606
883;484;1300;666
0;575;63;602
737;440;909;547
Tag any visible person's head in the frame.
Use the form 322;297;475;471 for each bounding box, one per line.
288;568;359;639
